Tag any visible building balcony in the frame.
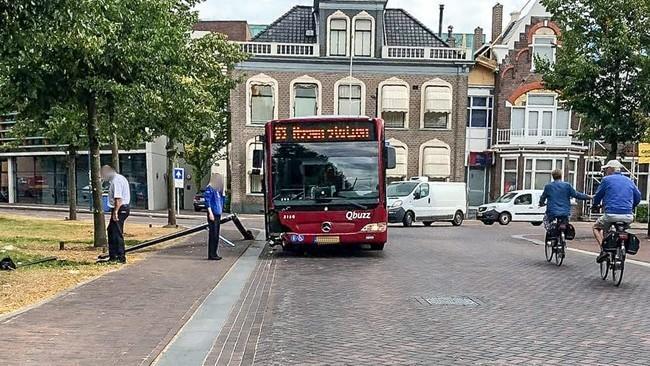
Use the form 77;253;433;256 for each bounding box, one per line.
237;42;471;61
496;128;574;146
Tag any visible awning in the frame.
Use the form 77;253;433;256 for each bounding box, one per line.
381;85;408;112
424;85;452;113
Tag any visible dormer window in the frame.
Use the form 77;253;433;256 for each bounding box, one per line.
329;18;348;56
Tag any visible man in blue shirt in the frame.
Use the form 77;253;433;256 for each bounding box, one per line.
539;169;590;239
592;160;642;263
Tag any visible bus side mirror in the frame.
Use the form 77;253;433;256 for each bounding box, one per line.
385;146;396;170
252;150;263;170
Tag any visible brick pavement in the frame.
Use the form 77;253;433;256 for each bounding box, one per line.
0;227;251;366
213;222;650;365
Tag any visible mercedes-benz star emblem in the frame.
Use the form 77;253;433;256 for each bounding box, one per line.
321;222;332;233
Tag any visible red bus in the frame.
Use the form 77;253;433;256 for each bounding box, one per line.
256;116;396;251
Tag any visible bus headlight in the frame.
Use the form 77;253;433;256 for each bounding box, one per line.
361;222;387;233
390;200;403;208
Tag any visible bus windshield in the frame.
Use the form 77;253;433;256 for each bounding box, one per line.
271;141;380;206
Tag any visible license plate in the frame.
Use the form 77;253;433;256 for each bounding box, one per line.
316;236;340;245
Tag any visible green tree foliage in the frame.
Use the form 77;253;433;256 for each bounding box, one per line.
538;0;650;159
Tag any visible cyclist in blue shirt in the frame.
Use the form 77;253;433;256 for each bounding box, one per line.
539;169;591;242
592;160;641;263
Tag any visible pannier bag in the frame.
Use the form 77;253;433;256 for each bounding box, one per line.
564;224;576;240
626;233;640;255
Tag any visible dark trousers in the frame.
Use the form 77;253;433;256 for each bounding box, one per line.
107;206;130;260
208;214;222;259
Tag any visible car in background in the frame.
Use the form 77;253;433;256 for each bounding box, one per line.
193;190;207;212
477;190;545;226
387;177;467;227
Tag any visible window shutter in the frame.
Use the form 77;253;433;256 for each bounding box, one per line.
422;146;451;178
424;86;452;113
381;85;408;112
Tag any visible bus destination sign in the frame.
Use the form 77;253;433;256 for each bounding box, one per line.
273;121;376;143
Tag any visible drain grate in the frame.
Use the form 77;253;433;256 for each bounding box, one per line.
422;296;481;306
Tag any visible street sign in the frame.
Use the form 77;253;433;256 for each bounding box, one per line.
640;143;650;164
174;168;185;189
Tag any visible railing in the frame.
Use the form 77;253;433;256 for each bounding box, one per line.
382;46;471;61
238;42;319;57
497;128;573;145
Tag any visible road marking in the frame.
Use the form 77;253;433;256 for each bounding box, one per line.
513;235;650;269
153;241;266;366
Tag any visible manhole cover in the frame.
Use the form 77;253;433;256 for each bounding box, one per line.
423;296;480;306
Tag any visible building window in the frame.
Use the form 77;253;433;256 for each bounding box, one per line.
247;74;278;126
420;140;451;180
246;139;263;195
467;96;493;128
502;158;518;193
338;84;362;115
531;35;556;70
422;81;452;129
508;93;571;142
523;158;567;190
380;83;409;129
354;19;372;57
386;138;407;183
293;83;318;117
329;18;348;56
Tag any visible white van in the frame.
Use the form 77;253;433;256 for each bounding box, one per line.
387;178;467;227
477;190;546;226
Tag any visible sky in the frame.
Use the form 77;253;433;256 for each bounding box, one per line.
195;0;526;39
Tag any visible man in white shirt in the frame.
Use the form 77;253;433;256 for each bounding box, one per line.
101;165;131;263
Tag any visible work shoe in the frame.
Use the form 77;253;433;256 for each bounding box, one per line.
596;252;608;264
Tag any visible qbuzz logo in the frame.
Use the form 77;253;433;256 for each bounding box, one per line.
345;211;371;221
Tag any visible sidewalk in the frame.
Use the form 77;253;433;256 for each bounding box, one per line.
0;226;255;366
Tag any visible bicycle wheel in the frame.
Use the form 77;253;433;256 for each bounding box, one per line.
545;238;554;262
612;248;625;287
555;237;565;267
600;258;609;280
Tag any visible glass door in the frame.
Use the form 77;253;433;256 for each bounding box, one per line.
0;159;8;202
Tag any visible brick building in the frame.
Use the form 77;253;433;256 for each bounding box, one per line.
229;0;473;213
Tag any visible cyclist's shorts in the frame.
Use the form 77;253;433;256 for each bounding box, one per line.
594;213;634;232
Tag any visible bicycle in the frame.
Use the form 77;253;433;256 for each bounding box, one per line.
599;222;630;287
544;217;570;266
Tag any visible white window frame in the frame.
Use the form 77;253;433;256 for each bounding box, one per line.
289;75;322;118
327;11;350;57
246;74;278;126
523;157;565;190
420;78;453;130
352;11;375;58
501;158;519;194
418;139;451;180
509;92;572;141
531;34;557;71
245;138;264;196
386;138;408;180
378;77;409;129
333;76;366;116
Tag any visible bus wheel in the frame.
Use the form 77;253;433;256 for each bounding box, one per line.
402;211;414;227
371;244;385;251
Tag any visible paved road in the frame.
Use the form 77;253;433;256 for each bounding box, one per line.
208;221;650;365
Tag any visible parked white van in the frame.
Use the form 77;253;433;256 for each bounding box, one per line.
387;178;467;227
477;190;546;226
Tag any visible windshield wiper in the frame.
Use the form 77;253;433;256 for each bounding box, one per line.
330;197;368;210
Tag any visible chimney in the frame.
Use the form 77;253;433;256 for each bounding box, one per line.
438;4;444;37
447;26;455;47
491;3;504;42
509;11;521;22
473;27;484;52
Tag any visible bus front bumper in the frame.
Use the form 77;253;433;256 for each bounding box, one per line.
282;231;387;247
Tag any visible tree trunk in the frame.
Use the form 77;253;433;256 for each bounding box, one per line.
608;142;618;161
166;139;177;227
67;146;78;221
111;133;120;172
87;94;108;247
